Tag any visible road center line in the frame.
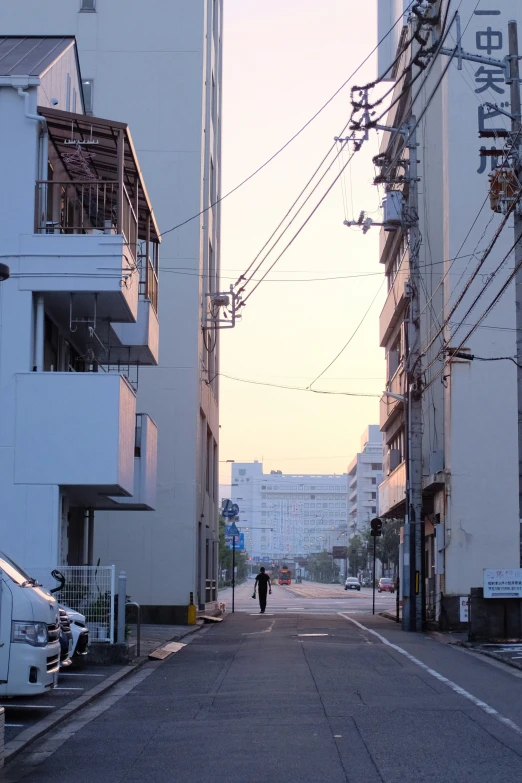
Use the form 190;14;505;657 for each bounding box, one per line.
340;613;522;740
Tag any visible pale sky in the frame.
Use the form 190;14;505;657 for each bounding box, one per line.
219;1;385;486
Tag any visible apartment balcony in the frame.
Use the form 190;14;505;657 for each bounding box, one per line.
378;461;406;517
111;256;159;364
23;107;161;363
379;256;409;348
380;366;405;429
99;414;158;511
15;372;136;505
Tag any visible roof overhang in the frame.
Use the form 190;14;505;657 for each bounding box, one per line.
38;105;161;243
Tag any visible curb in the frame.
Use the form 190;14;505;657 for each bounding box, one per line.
4;622;203;763
459;642;522;671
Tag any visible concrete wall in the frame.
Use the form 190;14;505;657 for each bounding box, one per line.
1;1;223;608
376;0;522;609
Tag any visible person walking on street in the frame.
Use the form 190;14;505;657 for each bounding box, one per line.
255;567;272;613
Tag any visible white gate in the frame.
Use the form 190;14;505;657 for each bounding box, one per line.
27;565;116;643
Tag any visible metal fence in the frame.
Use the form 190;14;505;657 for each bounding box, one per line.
27;565;116;643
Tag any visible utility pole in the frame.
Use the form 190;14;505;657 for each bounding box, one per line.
509;22;522;561
405;118;424;632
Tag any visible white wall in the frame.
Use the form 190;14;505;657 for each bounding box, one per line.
0;1;223;607
377;0;522;595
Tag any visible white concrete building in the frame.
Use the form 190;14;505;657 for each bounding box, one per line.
0;37;159;569
2;1;224;619
347;426;383;534
231;463;349;559
376;0;521;627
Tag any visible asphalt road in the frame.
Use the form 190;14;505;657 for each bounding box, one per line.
219;579;397;614
8;610;522;782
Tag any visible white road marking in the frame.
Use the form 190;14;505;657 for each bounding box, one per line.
59;672;105;677
341;614;522;739
298;634;328;637
5;724;24;728
54;687;84;691
249;613;275;616
243;621;275;636
0;704;55;709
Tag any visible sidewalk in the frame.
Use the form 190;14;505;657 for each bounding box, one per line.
3;622;203;764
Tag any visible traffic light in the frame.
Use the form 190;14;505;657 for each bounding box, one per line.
370;517;383;537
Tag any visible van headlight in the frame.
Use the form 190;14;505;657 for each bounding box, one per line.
12;622;48;646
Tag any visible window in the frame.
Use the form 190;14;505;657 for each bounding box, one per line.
82;79;94;114
310;494;315;500
80;0;96;9
206;428;212;494
261;485;266;490
371;477;376;485
371;463;381;471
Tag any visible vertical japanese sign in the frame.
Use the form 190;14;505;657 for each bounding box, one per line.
474;8;508;174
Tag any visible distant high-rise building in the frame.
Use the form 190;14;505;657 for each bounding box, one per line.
231;463;348;559
347;426;383;535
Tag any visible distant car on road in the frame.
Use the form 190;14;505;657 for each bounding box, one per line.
344;577;361;591
378;578;395;593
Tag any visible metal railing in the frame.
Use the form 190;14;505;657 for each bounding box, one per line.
27;564;116;643
138;251;159;314
35;180;138;261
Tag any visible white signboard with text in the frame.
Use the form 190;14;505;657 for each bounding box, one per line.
484;569;522;599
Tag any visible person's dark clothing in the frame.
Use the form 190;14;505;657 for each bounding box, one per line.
255;572;271;613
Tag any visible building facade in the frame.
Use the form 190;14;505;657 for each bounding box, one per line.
0;37;159;569
376;0;520;626
2;1;224;617
347;426;383;535
231;463;349;559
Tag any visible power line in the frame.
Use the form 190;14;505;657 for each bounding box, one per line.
239;148;361;306
420;184;522;358
216;373;381;398
423;232;522;392
235;140;353;295
157;5;413;240
308;279;385;388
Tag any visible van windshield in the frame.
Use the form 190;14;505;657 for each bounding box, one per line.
0;551;36;586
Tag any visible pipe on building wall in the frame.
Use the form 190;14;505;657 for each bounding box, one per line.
17;88;48;180
87;509;94;565
35;295;45;372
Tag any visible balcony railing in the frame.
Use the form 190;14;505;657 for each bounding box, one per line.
138;251;159;314
35;180;139;261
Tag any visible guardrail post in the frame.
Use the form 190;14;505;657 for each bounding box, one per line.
117;571;126;644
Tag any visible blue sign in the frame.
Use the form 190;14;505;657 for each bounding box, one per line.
253;556;260;563
225;523;240;537
226;534;244;551
262;557;270;563
222;499;240;518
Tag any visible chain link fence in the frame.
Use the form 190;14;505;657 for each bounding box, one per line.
27;565;116;643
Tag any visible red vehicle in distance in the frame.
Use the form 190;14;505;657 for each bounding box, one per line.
378;578;395;593
278;568;291;585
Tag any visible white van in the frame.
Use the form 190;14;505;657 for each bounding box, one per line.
0;552;60;696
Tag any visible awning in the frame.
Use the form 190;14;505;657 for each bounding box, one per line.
38;105;161;243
